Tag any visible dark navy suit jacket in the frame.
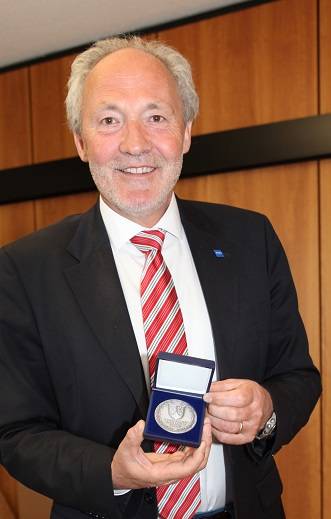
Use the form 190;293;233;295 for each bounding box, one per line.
0;199;321;519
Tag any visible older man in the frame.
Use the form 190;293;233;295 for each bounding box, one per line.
0;36;321;519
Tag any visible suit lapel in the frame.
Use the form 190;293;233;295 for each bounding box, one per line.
178;200;239;380
64;204;149;417
62;199;238;415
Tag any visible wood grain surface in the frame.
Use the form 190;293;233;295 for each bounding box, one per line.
0;68;32;169
158;0;317;136
0;1;324;518
30;55;77;163
176;161;321;518
320;161;330;519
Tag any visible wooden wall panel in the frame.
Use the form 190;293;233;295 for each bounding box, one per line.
0;56;34;502
0;468;16;519
0;200;35;518
34;191;98;230
30;55;77;163
319;2;331;518
0;68;32;169
0;67;35;506
320;0;331;114
159;0;317;135
0;202;35;247
16;483;51;519
176;162;321;519
320;161;331;519
0;2;324;518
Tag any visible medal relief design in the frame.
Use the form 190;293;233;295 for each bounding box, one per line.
154;398;197;434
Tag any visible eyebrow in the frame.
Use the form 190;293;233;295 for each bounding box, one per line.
144;102;175;113
99;103;120;112
98;101;174;113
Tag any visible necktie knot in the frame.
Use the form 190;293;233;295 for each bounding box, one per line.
130;229;165;254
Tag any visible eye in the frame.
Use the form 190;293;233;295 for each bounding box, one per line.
101;116;117;125
149;114;166;123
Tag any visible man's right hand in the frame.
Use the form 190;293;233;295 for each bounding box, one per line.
111;418;212;490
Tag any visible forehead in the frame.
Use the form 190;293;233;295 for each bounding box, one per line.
83;48;182;109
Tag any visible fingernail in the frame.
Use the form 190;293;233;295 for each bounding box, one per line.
203;394;211;403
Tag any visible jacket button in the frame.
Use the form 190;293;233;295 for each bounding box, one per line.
144;491;154;504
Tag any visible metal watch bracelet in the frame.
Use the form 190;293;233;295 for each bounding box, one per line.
255;411;277;440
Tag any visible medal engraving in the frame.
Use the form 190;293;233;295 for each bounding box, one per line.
154;399;197;434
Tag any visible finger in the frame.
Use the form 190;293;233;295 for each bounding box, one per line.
204;388;250;408
211;425;255;445
125;420;145;446
209;415;245;435
125;421;154;468
201;417;212;445
207;402;249;422
209;379;245;392
147;450;187;464
151;440;207;483
145;420;212;485
200;420;212;468
181;421;212;473
181;441;207;474
211;427;245;445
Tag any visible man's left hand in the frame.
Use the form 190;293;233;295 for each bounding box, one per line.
203;379;273;445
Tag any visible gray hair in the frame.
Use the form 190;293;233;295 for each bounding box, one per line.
65;35;199;134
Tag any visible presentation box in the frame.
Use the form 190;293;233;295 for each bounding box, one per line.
144;352;215;447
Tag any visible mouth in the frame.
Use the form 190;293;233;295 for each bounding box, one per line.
116;166;156;174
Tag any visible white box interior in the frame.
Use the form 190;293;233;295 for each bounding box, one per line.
156;358;212;394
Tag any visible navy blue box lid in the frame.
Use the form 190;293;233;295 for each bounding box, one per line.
154;352;215;395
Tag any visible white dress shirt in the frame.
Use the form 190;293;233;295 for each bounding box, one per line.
99;194;226;513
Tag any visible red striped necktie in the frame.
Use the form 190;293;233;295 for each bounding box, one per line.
131;229;201;519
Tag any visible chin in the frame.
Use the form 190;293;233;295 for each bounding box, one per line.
112;195;170;223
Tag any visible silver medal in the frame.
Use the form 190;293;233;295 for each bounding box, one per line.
154;398;197;434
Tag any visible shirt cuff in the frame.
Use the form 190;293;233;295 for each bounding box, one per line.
113;488;131;496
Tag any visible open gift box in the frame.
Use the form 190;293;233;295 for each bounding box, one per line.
144;352;215;447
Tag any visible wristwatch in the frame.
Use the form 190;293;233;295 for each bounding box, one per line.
255;411;277;440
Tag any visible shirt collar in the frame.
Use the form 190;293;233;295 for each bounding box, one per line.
99;194;184;251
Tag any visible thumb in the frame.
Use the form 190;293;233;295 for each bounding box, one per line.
125;420;145;449
125;420;152;467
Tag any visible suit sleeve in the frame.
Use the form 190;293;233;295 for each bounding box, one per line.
253;217;321;456
0;248;123;518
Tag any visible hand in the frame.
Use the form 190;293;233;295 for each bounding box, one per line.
203;379;273;445
111;418;212;489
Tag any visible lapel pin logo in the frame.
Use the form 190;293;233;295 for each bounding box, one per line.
213;249;225;258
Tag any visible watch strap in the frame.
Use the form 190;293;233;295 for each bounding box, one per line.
255;411;276;440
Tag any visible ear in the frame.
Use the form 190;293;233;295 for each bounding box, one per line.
182;121;192;155
73;132;88;162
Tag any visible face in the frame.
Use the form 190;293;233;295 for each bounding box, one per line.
74;48;192;227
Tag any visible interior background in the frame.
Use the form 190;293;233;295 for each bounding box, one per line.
0;0;329;518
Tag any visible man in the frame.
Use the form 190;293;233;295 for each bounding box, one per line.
0;36;321;519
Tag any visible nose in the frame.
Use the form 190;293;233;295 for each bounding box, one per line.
119;121;152;156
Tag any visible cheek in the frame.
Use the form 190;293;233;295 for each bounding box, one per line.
85;136;118;164
154;135;185;159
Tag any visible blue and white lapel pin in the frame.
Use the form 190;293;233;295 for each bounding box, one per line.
213;249;225;258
